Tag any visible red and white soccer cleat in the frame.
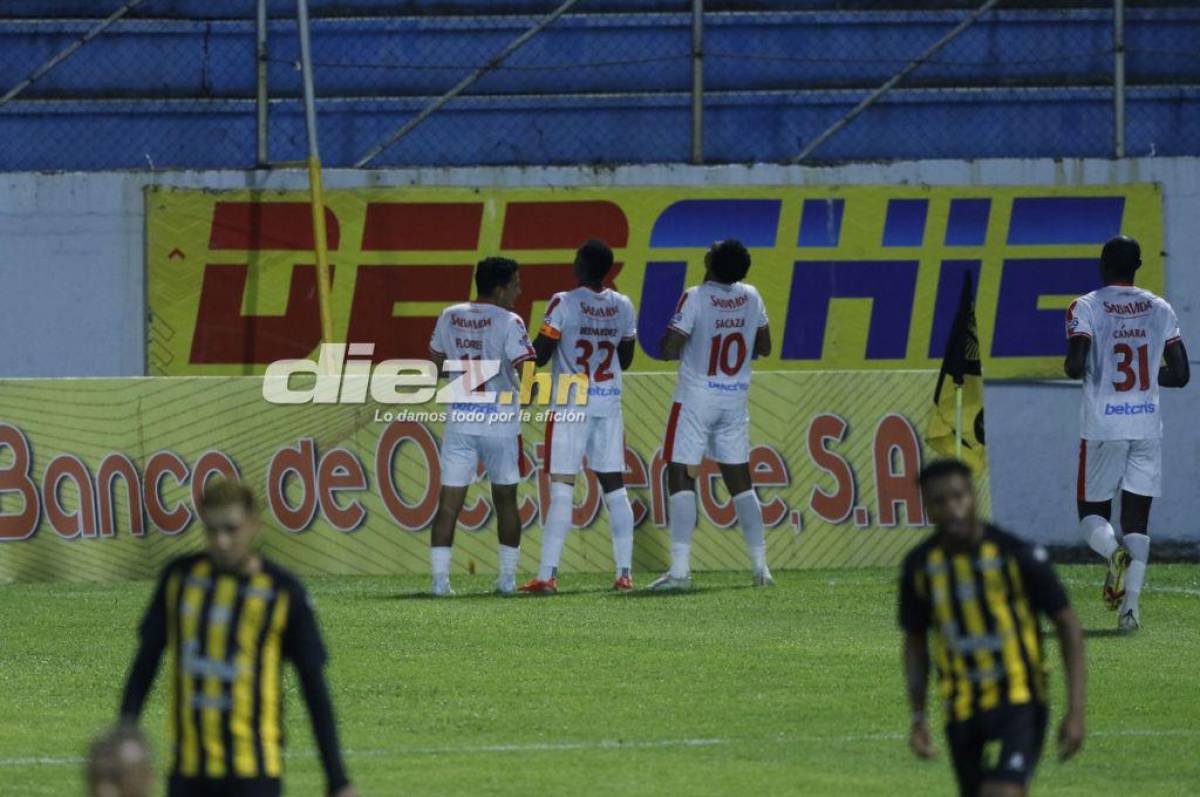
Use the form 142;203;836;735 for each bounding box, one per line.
517;577;558;595
612;574;634;592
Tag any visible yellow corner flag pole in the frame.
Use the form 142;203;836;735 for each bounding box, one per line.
295;0;334;363
954;384;964;459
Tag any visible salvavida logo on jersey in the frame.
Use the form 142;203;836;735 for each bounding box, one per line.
1104;401;1156;416
261;343;590;407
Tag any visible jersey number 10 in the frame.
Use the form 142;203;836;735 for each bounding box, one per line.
707;332;747;377
1113;343;1151;392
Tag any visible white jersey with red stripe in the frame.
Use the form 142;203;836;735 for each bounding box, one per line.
429;301;535;437
1066;284;1181;440
539;286;636;418
668;280;768;409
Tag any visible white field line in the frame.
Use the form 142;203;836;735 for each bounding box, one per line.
1060;578;1200;598
5;728;1199;768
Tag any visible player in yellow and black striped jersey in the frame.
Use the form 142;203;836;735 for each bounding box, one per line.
118;480;357;797
899;459;1086;797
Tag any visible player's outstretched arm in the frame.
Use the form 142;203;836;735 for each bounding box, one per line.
1064;336;1091;380
902;631;936;759
1159;339;1190;387
1051;605;1086;762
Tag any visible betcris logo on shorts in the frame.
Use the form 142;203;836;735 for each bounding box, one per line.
147;184;1163;380
1104;401;1157;416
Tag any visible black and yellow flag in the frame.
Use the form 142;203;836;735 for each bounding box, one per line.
925;273;986;473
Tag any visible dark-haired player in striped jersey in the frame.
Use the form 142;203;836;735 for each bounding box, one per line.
118;479;356;797
900;459;1085;797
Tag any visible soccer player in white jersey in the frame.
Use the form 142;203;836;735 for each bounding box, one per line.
1064;235;1189;630
428;257;537;596
518;240;638;594
650;239;774;591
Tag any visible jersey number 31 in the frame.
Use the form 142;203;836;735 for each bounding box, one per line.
1113;343;1150;392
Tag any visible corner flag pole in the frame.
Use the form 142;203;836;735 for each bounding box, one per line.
295;0;335;363
954;384;964;458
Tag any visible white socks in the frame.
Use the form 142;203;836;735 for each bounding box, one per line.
1122;533;1150;613
499;544;521;580
1082;515;1119;560
733;489;767;571
431;546;452;587
538;481;574;581
605;487;635;576
668;490;696;578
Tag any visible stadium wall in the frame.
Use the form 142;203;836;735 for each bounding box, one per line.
1;157;1198;552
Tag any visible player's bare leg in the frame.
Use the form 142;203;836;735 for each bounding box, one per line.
647;463;696;591
521;474;572;594
430;485;469;596
492;482;522;594
1078;499;1129;610
597;471;635;590
719;462;772;586
1117;490;1153;630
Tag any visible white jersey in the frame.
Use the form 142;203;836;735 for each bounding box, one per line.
668;281;768;409
429;301;535;437
539;286;637;418
1066;284;1182;440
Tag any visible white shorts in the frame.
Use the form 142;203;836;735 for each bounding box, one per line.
663;401;750;466
544;412;626;475
1077;438;1162;501
440;431;527;487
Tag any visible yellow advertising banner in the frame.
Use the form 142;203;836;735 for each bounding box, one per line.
145;184;1162;379
0;371;975;584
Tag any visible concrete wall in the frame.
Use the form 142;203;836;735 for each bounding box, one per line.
1;157;1197;541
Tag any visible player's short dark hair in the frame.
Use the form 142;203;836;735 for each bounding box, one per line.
475;256;520;297
1101;235;1141;277
708;239;752;284
199;478;257;515
917;458;974;490
575;239;614;283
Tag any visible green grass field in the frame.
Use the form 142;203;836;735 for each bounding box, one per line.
2;566;1198;796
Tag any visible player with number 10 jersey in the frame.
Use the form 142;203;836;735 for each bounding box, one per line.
652;239;774;591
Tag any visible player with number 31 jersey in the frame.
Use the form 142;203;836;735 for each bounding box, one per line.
1064;235;1189;632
